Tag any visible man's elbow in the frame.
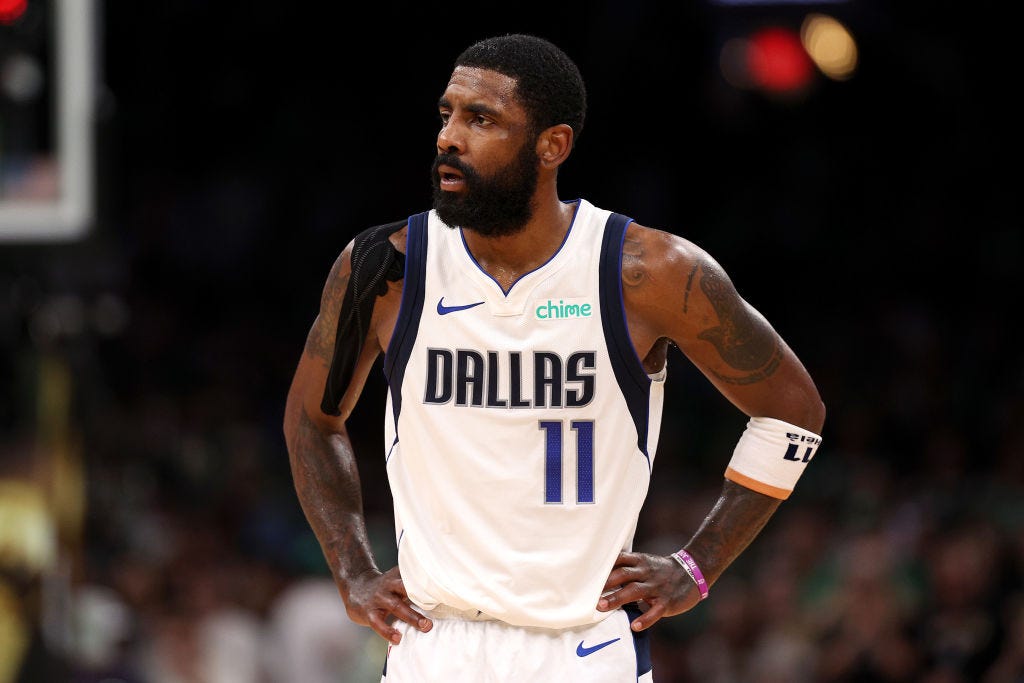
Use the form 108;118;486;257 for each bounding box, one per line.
283;388;306;454
804;392;826;435
283;411;298;456
778;387;825;435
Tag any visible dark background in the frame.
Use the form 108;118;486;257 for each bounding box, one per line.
1;1;1020;681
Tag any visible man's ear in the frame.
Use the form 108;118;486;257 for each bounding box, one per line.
536;124;574;169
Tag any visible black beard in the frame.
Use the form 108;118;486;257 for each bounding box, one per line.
431;143;539;237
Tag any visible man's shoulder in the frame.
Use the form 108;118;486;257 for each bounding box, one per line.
350;218;409;255
623;221;701;265
330;218;410;298
617;220;709;298
329;218;412;267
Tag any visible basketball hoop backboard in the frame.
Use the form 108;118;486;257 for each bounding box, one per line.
0;0;95;242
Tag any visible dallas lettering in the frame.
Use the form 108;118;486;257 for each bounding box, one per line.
424;349;596;408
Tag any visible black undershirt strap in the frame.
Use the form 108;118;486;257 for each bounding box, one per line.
320;219;406;416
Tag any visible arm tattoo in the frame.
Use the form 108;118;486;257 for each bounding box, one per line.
289;410;377;585
695;261;782;385
304;258;351;363
682;263;698;314
685;480;781;584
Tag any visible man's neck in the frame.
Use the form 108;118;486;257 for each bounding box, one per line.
460;196;577;291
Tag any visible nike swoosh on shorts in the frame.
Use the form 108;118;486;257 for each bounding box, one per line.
576;637;621;657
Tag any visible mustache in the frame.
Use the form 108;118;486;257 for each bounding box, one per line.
432;153;475;179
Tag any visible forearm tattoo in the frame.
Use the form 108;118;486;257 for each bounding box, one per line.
289;410;377;583
695;261;782;385
686;480;781;584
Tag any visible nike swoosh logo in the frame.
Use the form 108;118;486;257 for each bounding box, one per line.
576;637;620;657
437;297;485;315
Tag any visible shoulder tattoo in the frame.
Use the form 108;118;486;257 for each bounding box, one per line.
621;236;645;288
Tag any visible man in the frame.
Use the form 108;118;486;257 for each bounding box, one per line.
283;33;825;682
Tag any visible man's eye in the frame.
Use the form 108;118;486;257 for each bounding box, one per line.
474;115;491;126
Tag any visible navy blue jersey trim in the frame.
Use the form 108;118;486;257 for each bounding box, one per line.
599;213;653;465
383;211;429;425
624;602;653;677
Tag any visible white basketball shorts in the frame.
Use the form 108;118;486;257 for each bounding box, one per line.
380;603;654;682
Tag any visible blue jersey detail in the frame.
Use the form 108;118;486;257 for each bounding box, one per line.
625;602;653;676
436;297;485;315
598;213;653;465
576;637;621;657
384;212;430;426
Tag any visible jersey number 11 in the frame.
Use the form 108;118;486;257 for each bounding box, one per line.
539;420;594;504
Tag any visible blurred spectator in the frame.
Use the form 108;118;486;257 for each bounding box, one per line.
915;521;1007;681
68;583;141;682
742;553;819;683
133;560;266;683
683;575;759;682
981;593;1024;683
811;530;923;681
263;576;385;683
0;444;67;683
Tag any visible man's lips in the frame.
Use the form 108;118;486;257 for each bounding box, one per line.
437;164;466;190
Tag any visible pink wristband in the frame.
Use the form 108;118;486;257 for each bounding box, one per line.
672;549;709;600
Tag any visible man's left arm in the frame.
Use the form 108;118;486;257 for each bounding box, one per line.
598;224;826;631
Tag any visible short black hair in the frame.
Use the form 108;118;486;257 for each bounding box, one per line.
455;34;586;146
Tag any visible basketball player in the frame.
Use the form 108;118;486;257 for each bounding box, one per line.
283;34;825;682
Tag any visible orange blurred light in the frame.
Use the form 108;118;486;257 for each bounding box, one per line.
0;0;28;24
801;13;858;80
746;26;814;93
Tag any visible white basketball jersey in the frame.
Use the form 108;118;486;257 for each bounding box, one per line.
382;199;666;629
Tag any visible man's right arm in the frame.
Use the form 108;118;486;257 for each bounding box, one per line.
282;241;430;644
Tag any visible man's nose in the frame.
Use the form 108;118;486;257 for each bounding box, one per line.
437;119;464;155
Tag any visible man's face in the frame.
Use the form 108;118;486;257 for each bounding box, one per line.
431;139;538;237
431;67;540;237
